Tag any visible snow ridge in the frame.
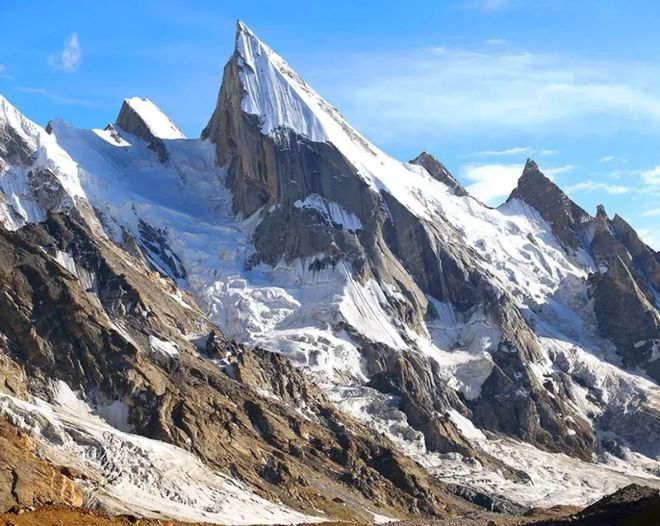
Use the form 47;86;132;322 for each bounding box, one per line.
123;97;186;139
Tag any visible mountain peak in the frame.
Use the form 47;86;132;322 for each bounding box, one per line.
230;21;334;143
509;159;554;198
116;97;185;141
410;151;468;196
508;160;591;250
235;19;255;38
523;157;540;173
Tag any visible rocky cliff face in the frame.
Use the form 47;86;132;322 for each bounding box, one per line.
509;164;660;382
200;21;602;466
507;159;593;250
115;97;185;163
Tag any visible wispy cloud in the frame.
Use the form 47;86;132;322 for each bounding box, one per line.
471;0;515;12
16;86;93;106
471;146;530;157
566;181;631;195
460;162;573;204
641;208;660;217
639;166;660;186
0;64;12;80
544;165;575;177
317;44;660;147
462;162;523;203
466;147;561;159
598;155;616;163
485;38;507;45
48;33;81;72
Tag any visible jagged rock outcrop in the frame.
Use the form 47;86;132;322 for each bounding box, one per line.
410;151;468;196
0;417;84;512
1;97;35;169
508;159;592;250
587;206;660;380
611;213;660;290
528;484;660;526
509;163;660;382
115;97;184;163
1;96;81;229
1;20;659;522
611;214;660;290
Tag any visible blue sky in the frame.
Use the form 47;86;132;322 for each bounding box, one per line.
0;0;658;247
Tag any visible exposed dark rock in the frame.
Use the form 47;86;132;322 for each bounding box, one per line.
507;159;592;251
611;213;660;292
410;151;468;196
200;24;603;466
587;256;660;378
103;123;125;144
508;161;660;383
115;99;170;163
527;484;660;526
585;205;660;381
137;219;187;280
0;121;34;168
446;483;526;514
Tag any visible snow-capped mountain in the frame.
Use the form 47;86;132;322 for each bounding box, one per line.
0;19;658;524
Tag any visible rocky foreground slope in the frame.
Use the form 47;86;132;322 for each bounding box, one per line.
0;19;658;524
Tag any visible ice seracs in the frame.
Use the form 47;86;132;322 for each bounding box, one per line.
0;391;320;525
0;94;85;228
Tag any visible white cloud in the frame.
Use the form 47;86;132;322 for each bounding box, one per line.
637;228;660;250
315;44;660;146
544;164;575;177
639;166;660;186
461;162;574;204
462;163;522;203
48;33;81;72
472;146;530;157
598;155;616;163
16;86;93;106
486;38;507;45
641;208;660;217
540;149;559;156
566;181;631;195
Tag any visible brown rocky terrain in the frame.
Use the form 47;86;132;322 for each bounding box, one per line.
0;212;476;521
0;506;218;526
0;417;83;513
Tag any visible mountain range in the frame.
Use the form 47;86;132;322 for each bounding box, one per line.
0;20;658;525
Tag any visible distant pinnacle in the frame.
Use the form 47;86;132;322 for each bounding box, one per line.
596;204;608;218
410;151;468;196
523;158;539;173
235;19;254;38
